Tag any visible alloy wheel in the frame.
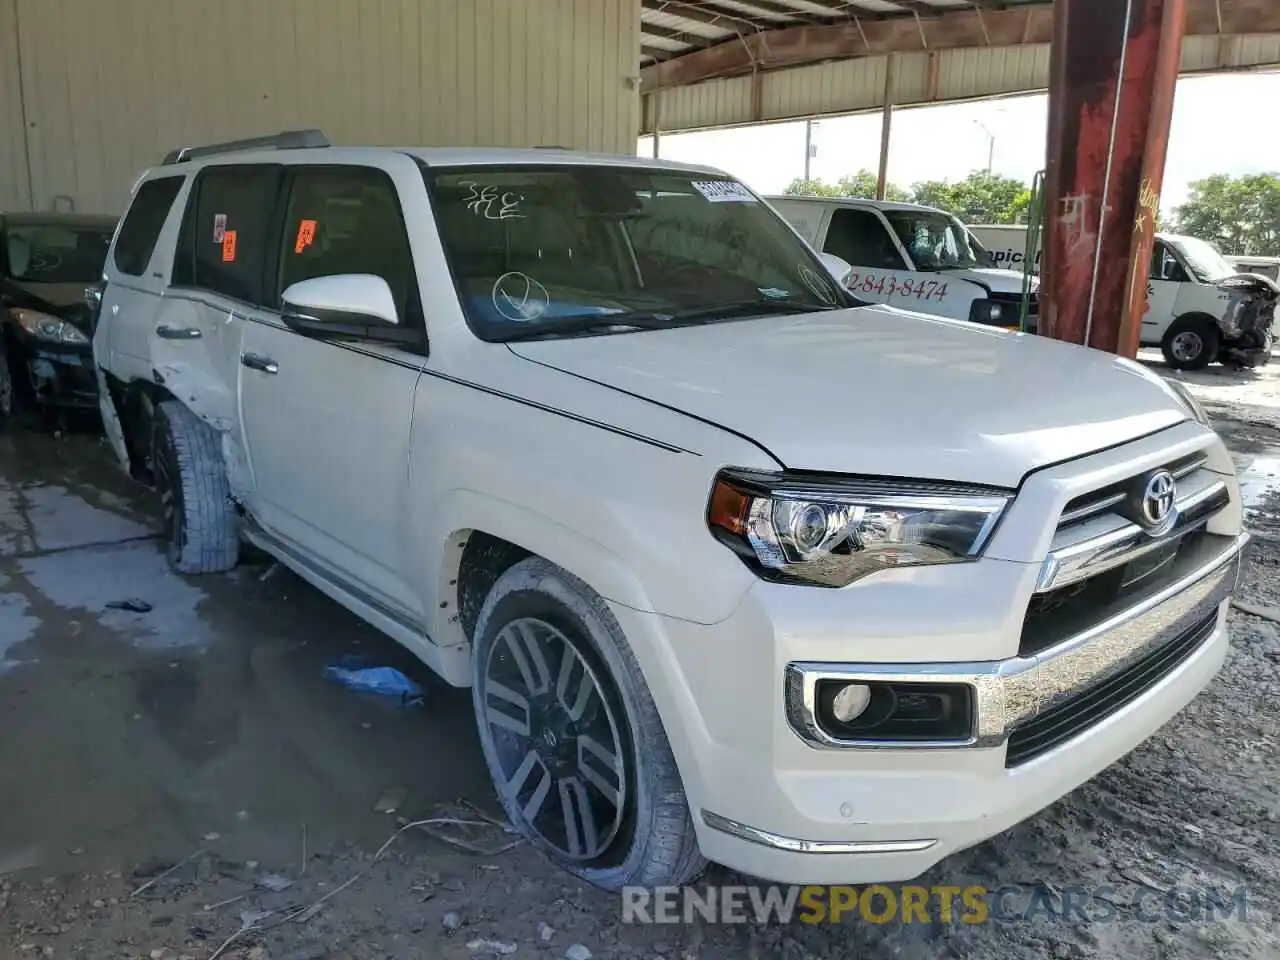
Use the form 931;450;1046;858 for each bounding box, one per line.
480;616;628;861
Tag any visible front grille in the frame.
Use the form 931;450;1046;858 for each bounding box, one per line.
1021;530;1204;656
1005;609;1217;767
1057;452;1206;530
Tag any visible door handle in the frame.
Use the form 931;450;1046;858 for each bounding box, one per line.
241;352;278;375
156;324;202;340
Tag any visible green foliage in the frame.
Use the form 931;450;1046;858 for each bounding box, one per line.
908;171;1031;225
784;169;1030;224
783;170;909;203
1171;173;1280;255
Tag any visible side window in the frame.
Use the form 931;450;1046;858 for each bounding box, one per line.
823;209;907;271
1151;242;1188;283
276;167;416;323
173;164;281;304
113;176;184;276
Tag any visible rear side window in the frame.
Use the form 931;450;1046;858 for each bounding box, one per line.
173;165;281;304
823;208;907;271
276;166;417;321
113;176;184;276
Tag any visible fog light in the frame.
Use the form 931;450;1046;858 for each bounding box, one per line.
830;683;872;722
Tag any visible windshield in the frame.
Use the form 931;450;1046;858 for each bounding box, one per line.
424;165;847;340
1168;236;1236;283
4;222;113;283
883;211;995;270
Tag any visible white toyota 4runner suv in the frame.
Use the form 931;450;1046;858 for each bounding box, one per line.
94;131;1246;891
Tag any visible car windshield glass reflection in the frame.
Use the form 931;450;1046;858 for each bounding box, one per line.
425;165;848;340
6;223;113;283
884;211;994;271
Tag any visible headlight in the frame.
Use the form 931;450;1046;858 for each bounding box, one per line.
11;309;90;345
1165;378;1211;427
707;470;1012;587
968;299;1020;330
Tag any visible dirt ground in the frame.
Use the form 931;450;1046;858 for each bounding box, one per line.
1;357;1277;960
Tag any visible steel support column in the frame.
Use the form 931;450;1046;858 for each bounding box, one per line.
1040;0;1186;354
876;55;897;201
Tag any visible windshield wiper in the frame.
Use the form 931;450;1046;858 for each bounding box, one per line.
498;298;835;342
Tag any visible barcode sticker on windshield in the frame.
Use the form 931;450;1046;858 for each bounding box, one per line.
692;180;756;203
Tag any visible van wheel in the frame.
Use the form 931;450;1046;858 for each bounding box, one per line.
1161;316;1220;370
150;400;239;574
471;557;706;892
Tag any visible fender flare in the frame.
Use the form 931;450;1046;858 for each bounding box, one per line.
422;489;658;646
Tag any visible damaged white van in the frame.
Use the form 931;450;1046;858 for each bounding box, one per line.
95;132;1245;890
768;195;1038;331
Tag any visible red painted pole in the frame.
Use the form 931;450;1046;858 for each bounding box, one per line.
1040;0;1187;355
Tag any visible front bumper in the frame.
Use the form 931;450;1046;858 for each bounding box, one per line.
15;338;98;409
610;523;1243;885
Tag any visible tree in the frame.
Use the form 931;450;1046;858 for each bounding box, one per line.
908;170;1031;225
783;169;909;202
1172;173;1280;255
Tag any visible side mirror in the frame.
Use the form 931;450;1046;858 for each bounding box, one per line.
281;274;400;331
819;252;854;287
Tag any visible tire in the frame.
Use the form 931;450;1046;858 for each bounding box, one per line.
150;400;239;574
471;557;706;892
1161;316;1220;370
0;343;17;427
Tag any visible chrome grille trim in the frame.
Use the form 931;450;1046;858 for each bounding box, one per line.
1036;474;1229;593
1055;454;1209;529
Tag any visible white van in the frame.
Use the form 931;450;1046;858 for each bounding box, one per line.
966;225;1262;369
968;223;1043;274
767;196;1037;331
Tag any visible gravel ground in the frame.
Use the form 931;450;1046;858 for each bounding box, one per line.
0;362;1277;960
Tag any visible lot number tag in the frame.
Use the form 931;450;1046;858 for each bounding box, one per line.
222;230;238;263
692;180;756;203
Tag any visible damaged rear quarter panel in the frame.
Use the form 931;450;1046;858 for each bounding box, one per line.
149;296;250;499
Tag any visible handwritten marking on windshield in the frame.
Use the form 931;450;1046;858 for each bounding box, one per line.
797;264;838;306
461;182;526;220
491;271;549;322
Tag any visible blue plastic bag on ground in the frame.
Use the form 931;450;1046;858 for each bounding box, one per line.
323;656;424;705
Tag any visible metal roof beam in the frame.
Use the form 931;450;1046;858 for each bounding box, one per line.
641;7;1051;89
640;0;761;29
696;0;818;21
639;0;1274;91
641;21;716;44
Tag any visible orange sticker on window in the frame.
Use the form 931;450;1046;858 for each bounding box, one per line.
294;218;317;254
221;230;238;263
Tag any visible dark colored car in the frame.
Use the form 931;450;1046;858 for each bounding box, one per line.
0;212;117;424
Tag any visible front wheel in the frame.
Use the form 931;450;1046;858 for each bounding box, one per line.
472;557;706;891
1161;316;1220;370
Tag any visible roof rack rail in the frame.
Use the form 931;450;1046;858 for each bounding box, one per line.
161;129;330;166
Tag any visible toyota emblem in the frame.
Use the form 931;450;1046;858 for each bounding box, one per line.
1140;469;1178;535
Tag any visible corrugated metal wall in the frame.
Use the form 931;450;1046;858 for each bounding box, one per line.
0;0;640;214
643;37;1280;134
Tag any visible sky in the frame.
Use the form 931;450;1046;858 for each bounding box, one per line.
637;71;1280;216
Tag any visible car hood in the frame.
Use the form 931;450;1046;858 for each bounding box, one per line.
940;267;1037;295
507;305;1189;487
